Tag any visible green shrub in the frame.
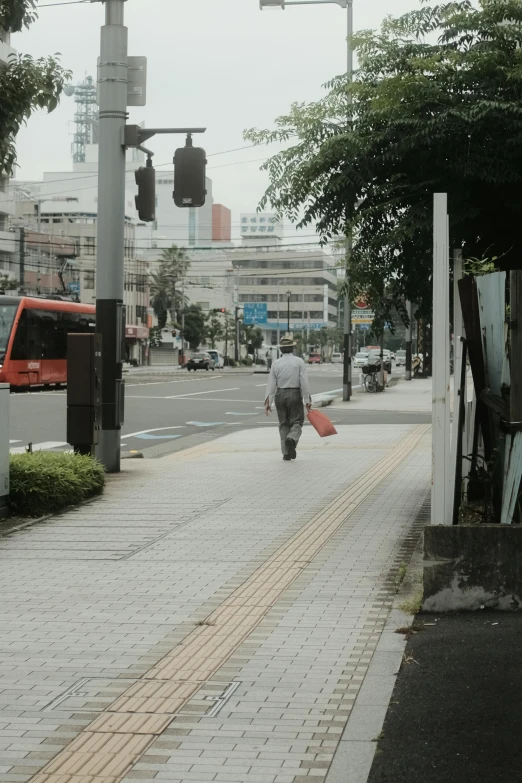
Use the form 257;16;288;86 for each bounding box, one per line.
9;452;105;517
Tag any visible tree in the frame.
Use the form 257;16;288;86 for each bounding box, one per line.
244;0;522;327
150;245;189;328
0;1;71;176
183;305;208;351
243;325;264;361
205;311;224;348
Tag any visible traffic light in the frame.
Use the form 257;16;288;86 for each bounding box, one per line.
173;136;207;208
135;157;156;222
212;308;226;314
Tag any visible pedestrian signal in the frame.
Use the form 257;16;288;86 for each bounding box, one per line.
173;137;207;208
135;158;156;222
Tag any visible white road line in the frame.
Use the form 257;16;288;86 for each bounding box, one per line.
166;387;239;399
255;383;267;387
122;425;186;438
9;440;21;444
126;375;227;387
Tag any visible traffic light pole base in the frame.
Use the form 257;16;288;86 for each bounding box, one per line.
97;429;121;474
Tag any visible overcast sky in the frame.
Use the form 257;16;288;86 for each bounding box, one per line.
13;0;420;241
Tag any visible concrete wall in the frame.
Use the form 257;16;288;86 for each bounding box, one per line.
423;525;522;611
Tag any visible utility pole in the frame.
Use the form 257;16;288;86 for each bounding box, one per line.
287;290;291;334
235;268;241;362
343;0;354;401
180;274;185;364
18;227;25;291
95;0;128;473
405;300;413;380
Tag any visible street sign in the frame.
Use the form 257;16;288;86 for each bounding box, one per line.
352;308;374;324
354;295;369;310
67;282;80;294
244;303;268;325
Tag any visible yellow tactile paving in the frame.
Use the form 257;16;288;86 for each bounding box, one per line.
29;424;429;783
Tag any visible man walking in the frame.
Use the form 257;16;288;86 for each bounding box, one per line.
265;337;312;461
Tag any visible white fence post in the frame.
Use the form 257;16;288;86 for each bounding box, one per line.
432;194;451;525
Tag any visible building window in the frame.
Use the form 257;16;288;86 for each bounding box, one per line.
196;302;210;311
84;271;95;290
85;237;95;255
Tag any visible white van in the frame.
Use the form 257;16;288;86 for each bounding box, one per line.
331;352;343;364
206;350;224;368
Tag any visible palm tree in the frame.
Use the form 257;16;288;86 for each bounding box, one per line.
150;246;190;328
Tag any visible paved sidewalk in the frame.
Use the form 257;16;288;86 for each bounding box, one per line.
0;423;431;783
332;377;432;413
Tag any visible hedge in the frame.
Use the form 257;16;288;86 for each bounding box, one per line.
9;452;106;517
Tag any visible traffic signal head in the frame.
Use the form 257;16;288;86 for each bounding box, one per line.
135;158;156;222
173;138;207;208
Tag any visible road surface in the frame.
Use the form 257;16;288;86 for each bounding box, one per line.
9;365;422;458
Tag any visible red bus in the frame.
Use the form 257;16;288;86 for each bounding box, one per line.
0;296;95;388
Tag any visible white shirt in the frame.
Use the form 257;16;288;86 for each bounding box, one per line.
265;353;311;406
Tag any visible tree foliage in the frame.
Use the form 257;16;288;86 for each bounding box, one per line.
0;0;37;34
150;246;189;328
245;0;522;325
205;311;224;348
183;305;207;351
0;1;71;175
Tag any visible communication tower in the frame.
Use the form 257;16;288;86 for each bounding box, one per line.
64;75;99;163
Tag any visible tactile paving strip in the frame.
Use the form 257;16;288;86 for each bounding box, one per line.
29;424;429;783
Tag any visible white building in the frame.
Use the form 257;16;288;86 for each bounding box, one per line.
0;30;18;279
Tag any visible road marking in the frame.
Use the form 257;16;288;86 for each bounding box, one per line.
166;387;239;399
9;440;21;444
126;375;228;387
31;424;429;783
134;434;182;441
226;412;259;416
255;383;267;387
123;426;185;438
186;421;225;427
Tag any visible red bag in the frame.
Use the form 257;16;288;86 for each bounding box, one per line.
307;408;338;438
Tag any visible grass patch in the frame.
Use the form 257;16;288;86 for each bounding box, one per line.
399;586;423;615
394;562;408;592
9;452;105;518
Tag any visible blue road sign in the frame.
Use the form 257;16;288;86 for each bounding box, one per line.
244;302;268;326
67;282;80;294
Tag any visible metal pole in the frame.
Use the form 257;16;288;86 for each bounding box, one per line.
405;301;413;380
343;0;354;401
95;0;128;473
19;227;25;291
181;274;185;364
37;201;42;293
235;268;240;362
287;292;291;334
277;280;280;345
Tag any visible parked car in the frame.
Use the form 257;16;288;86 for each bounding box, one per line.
187;353;215;371
353;351;370;369
331;352;343;364
206;350;224;368
308;353;322;364
395;349;406;366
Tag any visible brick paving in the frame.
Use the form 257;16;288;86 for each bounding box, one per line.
0;424;431;783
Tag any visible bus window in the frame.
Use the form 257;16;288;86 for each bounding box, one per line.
0;304;18;362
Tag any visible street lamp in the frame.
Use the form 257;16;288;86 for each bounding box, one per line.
259;0;354;401
286;290;291;334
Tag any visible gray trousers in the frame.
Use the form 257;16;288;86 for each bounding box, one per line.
275;388;304;456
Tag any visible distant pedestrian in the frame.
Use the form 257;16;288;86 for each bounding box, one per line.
264;337;312;461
